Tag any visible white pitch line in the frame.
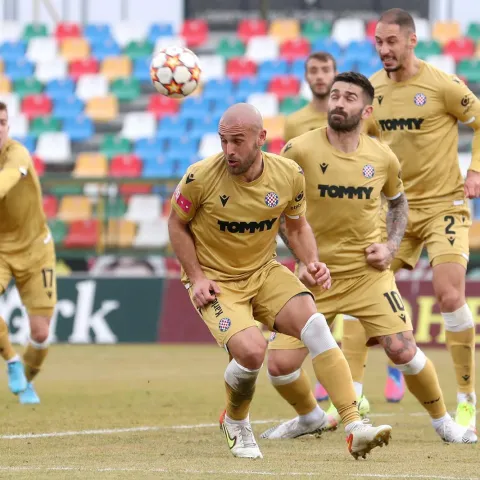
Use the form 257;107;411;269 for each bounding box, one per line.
0;466;477;479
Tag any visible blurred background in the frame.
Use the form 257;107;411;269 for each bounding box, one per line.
0;0;479;345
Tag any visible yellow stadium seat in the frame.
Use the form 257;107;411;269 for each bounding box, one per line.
61;37;90;62
85;96;119;122
106;219;137;247
0;76;11;93
269;19;300;41
74;153;108;177
469;220;480;250
476;41;480;57
0;60;3;74
432;21;461;44
101;56;132;81
58;196;92;221
264;116;286;139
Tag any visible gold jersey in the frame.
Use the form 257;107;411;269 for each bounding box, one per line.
281;127;403;277
0;139;49;253
284;103;328;142
171;152;306;282
369;61;480;207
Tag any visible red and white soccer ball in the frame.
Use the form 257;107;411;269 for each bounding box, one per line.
150;46;201;98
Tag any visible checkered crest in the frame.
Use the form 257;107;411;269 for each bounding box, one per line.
264;192;279;208
363;164;375;179
218;318;231;332
414;93;427;106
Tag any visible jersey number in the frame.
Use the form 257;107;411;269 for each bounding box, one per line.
383;291;405;313
41;268;54;289
444;215;456;235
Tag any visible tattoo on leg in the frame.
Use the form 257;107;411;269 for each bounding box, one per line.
379;332;414;358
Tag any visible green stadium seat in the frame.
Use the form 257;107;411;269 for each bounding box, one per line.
13;78;43;99
280;97;308;115
216;38;245;59
457;59;480;83
103;197;127;218
100;134;131;159
110;78;140;102
49;185;84;196
466;23;480;42
302;20;331;42
30;116;61;136
48;219;67;244
123;41;153;59
415;40;442;59
22;23;48;41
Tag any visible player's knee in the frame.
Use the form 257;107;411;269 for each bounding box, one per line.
267;353;299;377
395;348;427;375
436;289;464;313
29;317;51;344
236;342;267;370
30;328;49;344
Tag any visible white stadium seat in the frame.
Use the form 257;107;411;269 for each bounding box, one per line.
197;55;225;81
125;195;162;222
9;114;28;137
26;37;58;63
414;18;432;42
154;36;186;52
246;36;279;62
0;94;20;117
134;219;169;248
426;54;456;74
121;112;156;140
35;59;68;82
112;22;148;47
76;74;109;101
247;92;279;117
199;133;221;158
300;81;313;100
0;22;22;42
331;18;365;47
36;132;72;164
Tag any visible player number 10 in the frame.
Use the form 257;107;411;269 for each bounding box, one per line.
383;291;405;313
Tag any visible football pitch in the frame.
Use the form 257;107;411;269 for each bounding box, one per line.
0;345;478;480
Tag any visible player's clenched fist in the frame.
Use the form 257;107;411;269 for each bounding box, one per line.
464;170;480;199
365;243;394;271
298;262;331;290
191;277;221;307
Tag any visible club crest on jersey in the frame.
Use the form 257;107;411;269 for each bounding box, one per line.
219;317;231;332
413;93;427;106
265;192;279;208
269;332;277;342
363;164;375;179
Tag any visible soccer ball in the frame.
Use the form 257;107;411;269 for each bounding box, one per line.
150;46;201;98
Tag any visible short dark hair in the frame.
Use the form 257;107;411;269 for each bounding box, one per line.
379;8;416;33
306;51;337;72
332;72;374;104
0;101;7;113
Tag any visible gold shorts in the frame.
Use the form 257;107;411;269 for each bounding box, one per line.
0;233;57;316
187;260;312;348
268;268;413;350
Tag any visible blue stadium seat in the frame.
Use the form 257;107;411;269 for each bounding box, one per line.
147;23;174;44
257;59;288;81
202;78;234;100
53;97;84;120
189;116;221;141
165;137;198;157
180;97;212;121
344;40;376;63
91;39;121;61
236;78;268;97
134;138;166;161
211;98;234;115
13;135;35;153
311;39;342;58
173;155;200;176
474;199;480;219
336;57;356;72
5;59;34;81
290;58;306;79
132;57;151;82
46;79;75;101
0;41;26;63
143;156;176;178
157;117;188;140
84;24;112;45
358;57;382;77
63;116;94;141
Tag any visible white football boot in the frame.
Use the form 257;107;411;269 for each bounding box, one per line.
434;415;477;444
346;419;392;460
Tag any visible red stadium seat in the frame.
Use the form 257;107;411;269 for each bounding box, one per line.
366;20;377;39
64;220;99;248
55;22;81;40
119;184;153;196
21;94;52;119
147;95;179;119
69;59;99;80
269;138;286;154
443;38;475;62
110;154;142;177
32;154;45;176
238;19;267;42
42;195;58;218
181;20;208;47
268;76;300;100
226;57;257;81
280;38;310;60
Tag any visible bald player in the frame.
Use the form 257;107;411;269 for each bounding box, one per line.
261;72;476;445
168;103;392;460
0;101;57;404
341;8;480;432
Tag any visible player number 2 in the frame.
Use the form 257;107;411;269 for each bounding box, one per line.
444;215;456;235
383;291;405;313
41;268;54;289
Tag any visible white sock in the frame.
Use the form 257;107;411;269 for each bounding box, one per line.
299;405;325;425
353;382;363;397
431;413;452;430
225;413;249;425
458;392;477;405
344;420;363;434
7;355;20;364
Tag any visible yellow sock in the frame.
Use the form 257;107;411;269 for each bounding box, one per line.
446;328;475;394
270;368;317;416
342;318;368;384
225;381;255;420
403;358;447;419
312;349;360;426
23;341;49;382
0;317;16;362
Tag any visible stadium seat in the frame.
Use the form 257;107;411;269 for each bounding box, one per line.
30;116;61;137
280;96;308;115
64;116;94;141
366;20;377;40
426;55;456;75
125;194;162;221
84;24;112;44
358;57;383;77
156;117;188;140
121;112;156;140
199;133;221;158
14;135;35;153
36;59;68;82
101;135;131;158
466;23;480;42
55;22;81;39
415;40;442;60
269;19;300;42
246;36;279;62
197;55;225;81
311;38;342;58
147;95;179;119
92;39;121;61
264;116;285;139
61;38;90;62
112;22;147;47
133;219;169;248
344;40;375;63
85;96;119;122
76;74;109;101
42;195;58;218
247;92;279;117
414;18;432;41
216;38;245;59
103;197;127;218
134;138;165;160
257;59;287;82
147;23;174;44
469;220;480;249
100;56;132;81
154;36;186;52
331;18;366;47
238;19;267;42
69;58;99;80
9;114;28;137
26;37;57;63
269;75;300;100
443;38;475;62
180;96;212;121
0;22;22;42
14;77;43;99
22;94;52;119
32;154;44;175
0;40;26;63
58;196;92;221
143;156;176;178
0;93;19;116
35;132;72;164
49;219;67;245
226;58;257;81
22;23;48;41
181;19;208;47
0;60;3;73
280;38;310;61
432;21;461;45
124;40;153;59
302;20;331;42
73;153;108;177
5;59;34;81
110;154;142;177
202;78;234;101
64;220;99;248
106;219;136;247
132;57;151;82
167;137;198;157
269;138;286;154
0;76;11;94
457;59;480;83
110;78;140;102
53;96;84;120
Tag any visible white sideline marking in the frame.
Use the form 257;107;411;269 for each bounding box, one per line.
0;466;477;479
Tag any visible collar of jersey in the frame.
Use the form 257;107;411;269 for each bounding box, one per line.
385;59;425;87
323;128;364;158
229;151;267;187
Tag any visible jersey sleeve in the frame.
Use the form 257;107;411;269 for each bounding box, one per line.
283;117;294;142
170;166;203;222
382;149;404;200
284;165;307;218
0;144;30;198
363;115;382;139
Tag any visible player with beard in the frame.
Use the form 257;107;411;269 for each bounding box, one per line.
261;73;477;445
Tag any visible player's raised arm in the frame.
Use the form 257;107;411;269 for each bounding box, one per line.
444;76;480;198
0;142;30;199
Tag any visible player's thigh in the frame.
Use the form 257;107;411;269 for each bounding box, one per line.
0;255;12;296
12;241;57;317
344;270;413;346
